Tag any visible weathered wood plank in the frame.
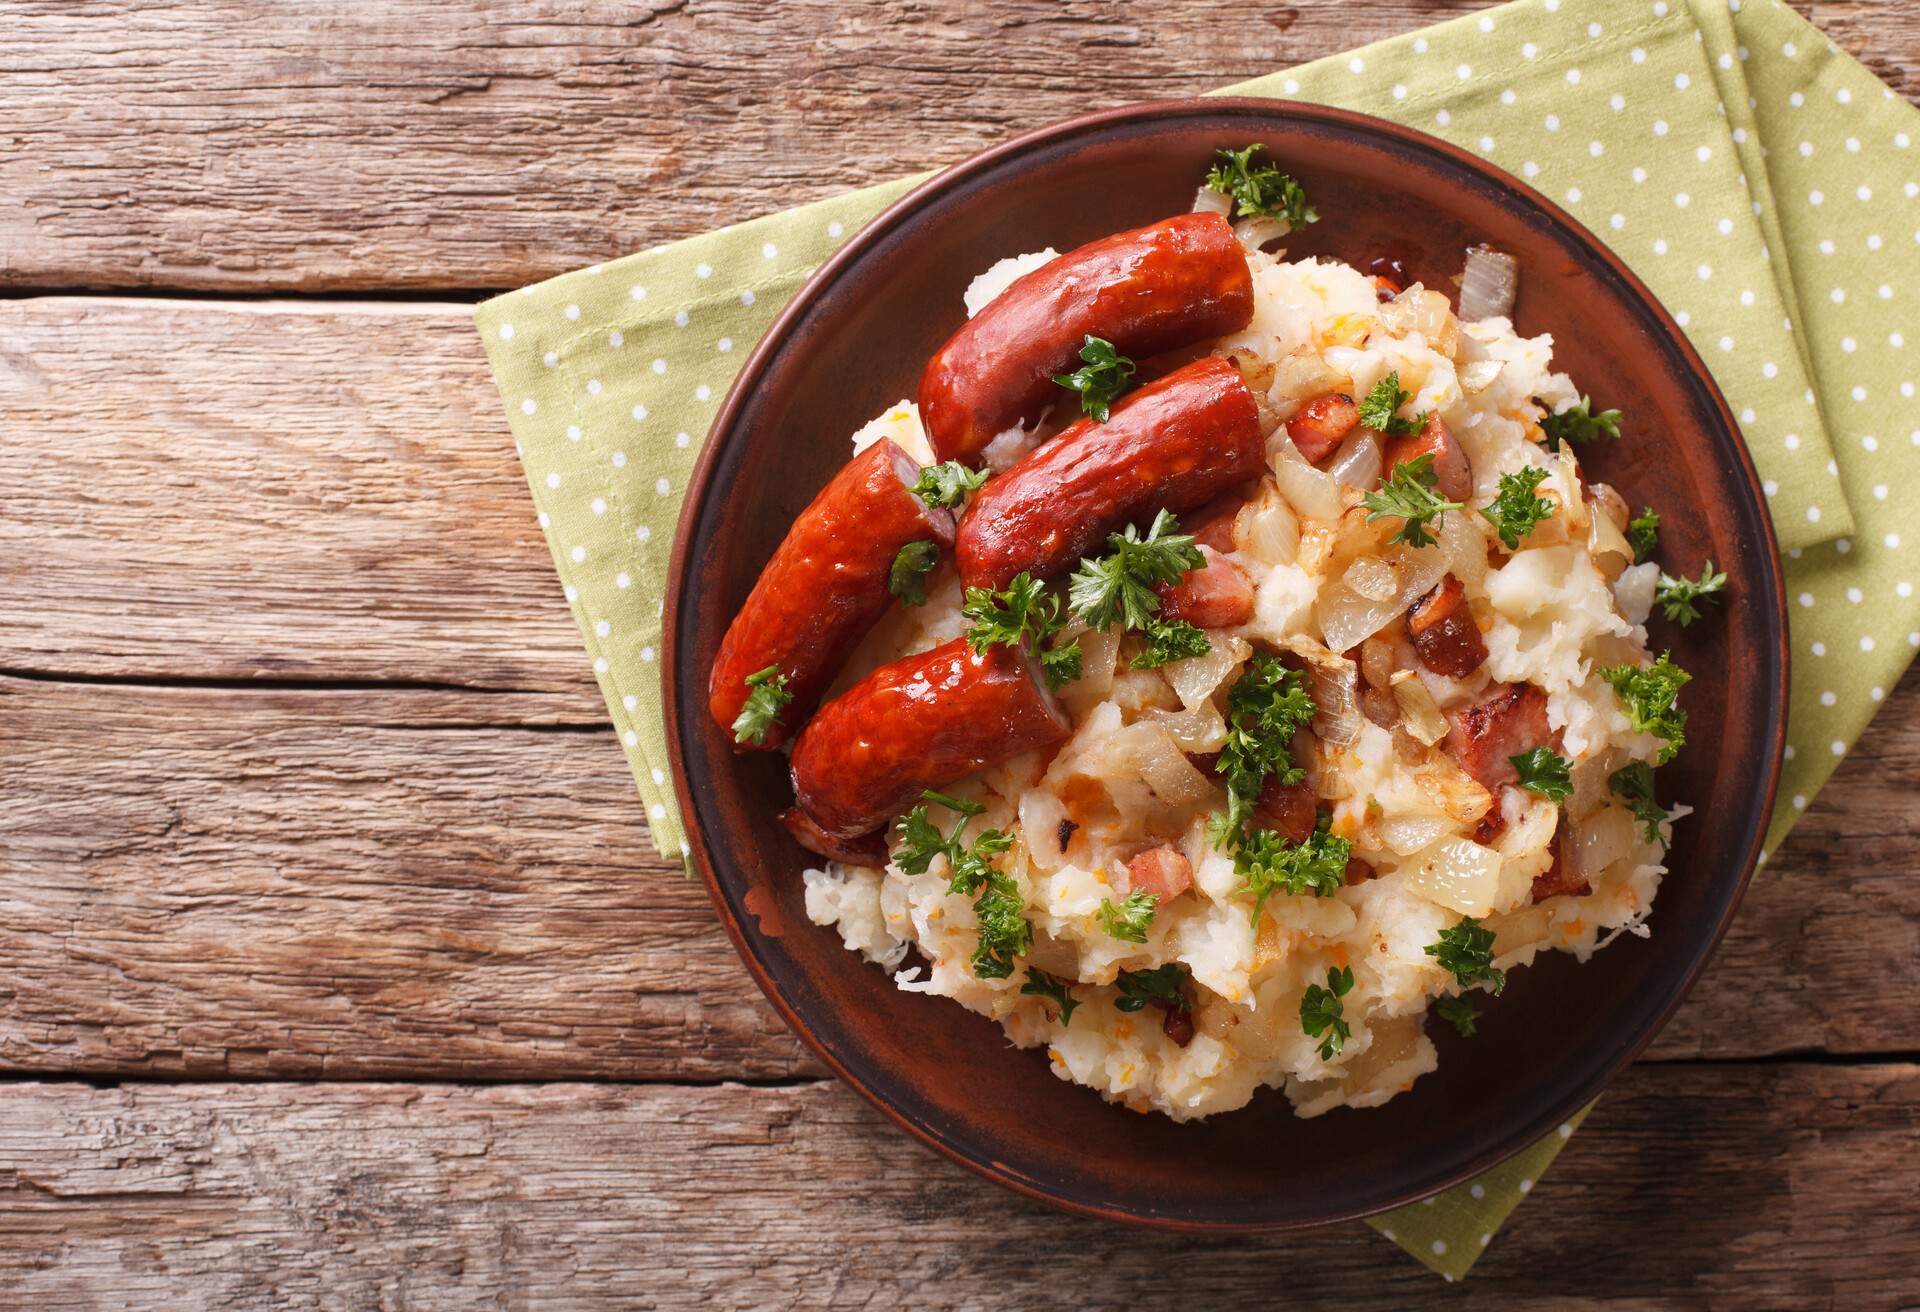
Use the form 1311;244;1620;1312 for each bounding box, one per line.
0;1066;1913;1308
0;297;592;694
1;0;1912;292
4;668;1915;1080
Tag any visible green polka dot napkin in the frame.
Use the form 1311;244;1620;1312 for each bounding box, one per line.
475;0;1919;1279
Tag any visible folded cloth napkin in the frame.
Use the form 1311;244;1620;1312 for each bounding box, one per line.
475;0;1919;1278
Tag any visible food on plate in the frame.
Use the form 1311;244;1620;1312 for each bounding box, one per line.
706;438;956;750
917;212;1255;466
709;144;1709;1121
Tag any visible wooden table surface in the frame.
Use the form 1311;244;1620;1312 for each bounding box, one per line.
4;2;1917;1307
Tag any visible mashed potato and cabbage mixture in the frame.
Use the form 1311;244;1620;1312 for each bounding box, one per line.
804;234;1690;1122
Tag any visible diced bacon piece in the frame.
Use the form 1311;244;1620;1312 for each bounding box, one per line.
1384;412;1473;503
1153;545;1255;629
1445;682;1553;790
1161;1002;1196;1047
1407;574;1489;678
1127;846;1194;901
1286;392;1361;464
1343;855;1378;885
1181;493;1247;553
778;808;889;868
1530;821;1588;902
1252;777;1319;843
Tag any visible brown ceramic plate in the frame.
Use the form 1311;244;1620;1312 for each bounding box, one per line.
664;99;1786;1231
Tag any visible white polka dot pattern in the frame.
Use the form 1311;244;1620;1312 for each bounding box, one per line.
474;0;1920;1283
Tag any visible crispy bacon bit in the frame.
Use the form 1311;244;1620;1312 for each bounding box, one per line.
1530;820;1588;902
1182;493;1246;553
1472;807;1509;847
1384;412;1473;503
1286;392;1361;464
1127;845;1194;901
1161;1002;1196;1047
1343;855;1378;885
1446;683;1553;789
1153;545;1255;629
1057;817;1079;854
1253;776;1319;843
779;807;888;868
1407;574;1489;678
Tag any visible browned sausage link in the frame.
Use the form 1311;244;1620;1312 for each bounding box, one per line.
1407;573;1489;678
954;356;1265;590
1153;545;1255;629
789;637;1071;840
778;807;890;869
1383;412;1473;503
1530;817;1588;902
916;213;1255;466
708;439;955;750
1445;682;1553;789
1285;392;1360;464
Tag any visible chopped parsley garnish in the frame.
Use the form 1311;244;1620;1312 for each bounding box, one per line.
1300;965;1355;1060
1435;993;1482;1038
1425;916;1507;994
1655;561;1728;626
1053;334;1137;422
1204;143;1317;228
1480;466;1557;550
1207;653;1317;847
1021;968;1081;1026
1362;454;1464;549
1508;746;1574;803
1356;370;1428;438
888;539;940;607
1067;509;1206;633
730;665;793;746
911;460;989;509
1601;652;1691;764
1231;812;1352;926
962;570;1081;690
1131;618;1212;669
1115;963;1190;1013
1540;395;1622;450
892;790;1028;979
1609;761;1670;845
1627;506;1661;563
1098;890;1159;943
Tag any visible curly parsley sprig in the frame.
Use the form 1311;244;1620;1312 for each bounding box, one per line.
1481;466;1557;550
1206;654;1317;848
1098;890;1159;943
1425;916;1507;994
1601;653;1691;763
1357;371;1428;438
1131;619;1212;669
1067;510;1207;634
1115;963;1191;1014
1435;993;1482;1038
1231;812;1352;927
1363;454;1464;549
1204;144;1317;228
1020;969;1081;1026
1053;335;1137;422
1540;395;1622;450
892;790;1029;980
911;460;989;509
730;665;793;746
1655;562;1728;626
1627;506;1661;563
888;540;940;607
1509;746;1574;804
962;571;1082;690
1300;965;1355;1060
1609;761;1671;846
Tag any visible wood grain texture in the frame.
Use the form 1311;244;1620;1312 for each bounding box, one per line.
1;1066;1915;1309
0;297;592;694
2;0;1913;292
3;663;1914;1080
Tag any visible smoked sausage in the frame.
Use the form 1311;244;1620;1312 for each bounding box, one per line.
1383;412;1473;503
789;637;1071;840
954;355;1265;590
708;439;954;751
1445;682;1553;789
918;213;1255;466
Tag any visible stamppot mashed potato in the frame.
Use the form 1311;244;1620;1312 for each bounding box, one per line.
812;239;1680;1121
